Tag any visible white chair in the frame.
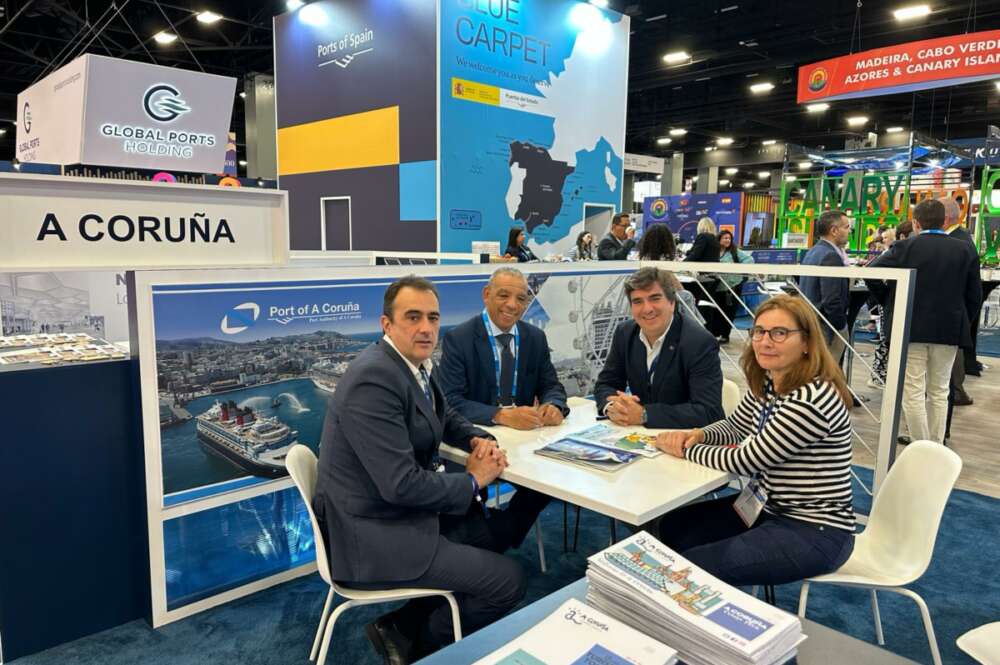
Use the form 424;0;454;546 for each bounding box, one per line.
797;440;962;665
722;378;741;417
285;445;462;665
957;622;1000;664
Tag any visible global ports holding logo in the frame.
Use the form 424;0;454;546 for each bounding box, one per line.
23;101;32;134
143;84;191;122
808;67;828;92
220;302;260;335
649;198;668;220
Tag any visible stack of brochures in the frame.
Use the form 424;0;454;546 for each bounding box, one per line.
473;598;678;665
586;532;804;665
534;423;663;472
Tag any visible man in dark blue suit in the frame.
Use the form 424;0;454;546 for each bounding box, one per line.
799;209;852;361
313;276;525;664
437;267;568;551
594;267;724;428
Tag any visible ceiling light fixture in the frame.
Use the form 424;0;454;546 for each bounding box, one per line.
806;103;829;113
995;80;1000;91
196;10;222;24
749;82;775;94
762;139;777;145
717;137;734;146
798;161;812;169
784;175;797;182
286;0;304;10
656;137;672;145
668;128;687;136
893;4;931;21
705;146;716;152
757;171;770;179
725;167;739;175
153;31;177;44
239;91;246;99
238;159;247;166
589;0;609;7
846;115;869;126
886;126;904;133
719;179;730;185
662;51;691;64
742;182;754;188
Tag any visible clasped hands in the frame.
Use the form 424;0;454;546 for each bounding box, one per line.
605;391;645;426
466;436;508;486
494;401;563;430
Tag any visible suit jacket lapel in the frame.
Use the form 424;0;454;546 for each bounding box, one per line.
379;342;442;434
651;314;683;394
515;321;528;404
475;316;499;404
626;325;650;397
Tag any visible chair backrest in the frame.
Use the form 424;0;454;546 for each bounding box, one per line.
722;378;741;417
286;444;332;586
862;440;962;580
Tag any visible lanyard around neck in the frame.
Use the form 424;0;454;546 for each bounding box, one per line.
482;310;519;399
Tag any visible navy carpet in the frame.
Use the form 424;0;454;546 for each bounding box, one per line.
14;468;998;665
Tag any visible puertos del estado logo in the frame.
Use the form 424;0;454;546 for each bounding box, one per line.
220;302;260;335
143;84;191;122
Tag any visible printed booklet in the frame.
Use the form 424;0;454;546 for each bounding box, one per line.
535;438;638;473
473;598;678;665
564;423;663;458
585;532;804;665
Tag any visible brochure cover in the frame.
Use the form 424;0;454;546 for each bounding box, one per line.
472;598;677;665
565;423;662;458
535;438;638;473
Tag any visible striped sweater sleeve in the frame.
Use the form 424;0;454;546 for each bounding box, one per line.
686;386;833;475
698;390;759;445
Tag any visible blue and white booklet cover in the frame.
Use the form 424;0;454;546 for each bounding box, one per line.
586;532;804;665
473;598;677;665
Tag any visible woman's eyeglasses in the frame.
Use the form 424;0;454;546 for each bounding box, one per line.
750;326;804;342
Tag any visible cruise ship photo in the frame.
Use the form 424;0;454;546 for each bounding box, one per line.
195;400;299;478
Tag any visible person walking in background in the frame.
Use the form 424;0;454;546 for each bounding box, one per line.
504;227;539;263
940;196;981;406
799;210;852;363
748;227;764;248
868;200;981;444
683;217;721;263
711;229;754;344
868;225;901;388
568;231;595;261
598;213;636;260
638;224;702;323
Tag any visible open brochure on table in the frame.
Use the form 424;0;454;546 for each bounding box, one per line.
585;532;803;665
535;438;639;473
472;598;678;665
564;423;663;458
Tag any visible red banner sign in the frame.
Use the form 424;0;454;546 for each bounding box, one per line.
797;29;1000;104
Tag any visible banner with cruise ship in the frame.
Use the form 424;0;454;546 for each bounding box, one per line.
135;264;635;625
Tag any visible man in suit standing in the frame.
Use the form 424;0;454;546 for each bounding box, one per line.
313;275;525;664
799;209;852;362
869;199;982;444
597;212;637;260
437;267;567;552
941;196;982;406
594;267;724;428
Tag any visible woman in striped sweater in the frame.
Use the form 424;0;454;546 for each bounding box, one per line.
654;294;855;586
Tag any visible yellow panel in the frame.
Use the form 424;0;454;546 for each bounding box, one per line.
450;77;500;106
277;106;399;176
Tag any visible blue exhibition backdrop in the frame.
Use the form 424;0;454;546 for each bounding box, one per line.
642;193;744;243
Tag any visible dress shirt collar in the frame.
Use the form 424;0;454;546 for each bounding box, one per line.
483;310;516;336
381;334;433;381
638;317;672;369
604;231;623;248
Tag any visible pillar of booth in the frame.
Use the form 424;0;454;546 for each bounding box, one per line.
662;152;684;196
696;166;719;193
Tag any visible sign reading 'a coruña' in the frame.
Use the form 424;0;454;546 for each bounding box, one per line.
0;173;288;270
798;29;1000;104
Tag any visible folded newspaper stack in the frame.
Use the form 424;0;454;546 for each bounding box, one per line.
473;598;678;665
586;532;803;665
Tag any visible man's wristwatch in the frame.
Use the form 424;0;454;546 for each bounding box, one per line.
640;407;648;425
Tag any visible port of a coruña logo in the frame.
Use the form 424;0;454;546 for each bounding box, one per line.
156;328;374;494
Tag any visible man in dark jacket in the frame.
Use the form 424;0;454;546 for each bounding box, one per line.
594;267;724;428
941;196;982;406
597;212;636;260
799;209;852;362
869;199;981;444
